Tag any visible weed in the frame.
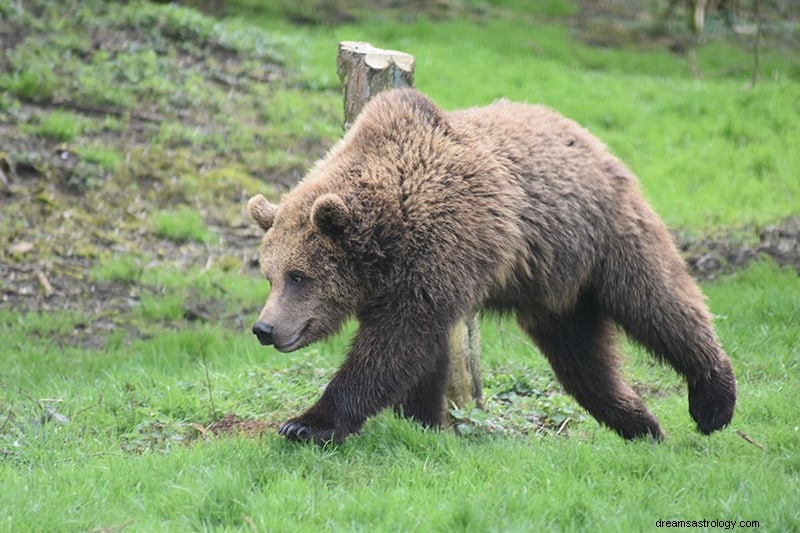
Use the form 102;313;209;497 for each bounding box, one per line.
0;91;18;113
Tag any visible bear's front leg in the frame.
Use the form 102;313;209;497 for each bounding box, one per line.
278;389;362;445
278;316;450;445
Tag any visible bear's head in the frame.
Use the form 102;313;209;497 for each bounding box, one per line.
247;192;364;352
246;88;459;352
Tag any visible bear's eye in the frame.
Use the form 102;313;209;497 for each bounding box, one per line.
287;271;307;287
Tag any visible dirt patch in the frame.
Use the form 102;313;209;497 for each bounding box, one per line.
205;412;273;438
682;218;800;280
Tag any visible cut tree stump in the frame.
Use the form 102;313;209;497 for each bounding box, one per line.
336;41;483;425
337;41;415;130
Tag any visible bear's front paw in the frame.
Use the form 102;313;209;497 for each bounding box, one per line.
278;418;337;445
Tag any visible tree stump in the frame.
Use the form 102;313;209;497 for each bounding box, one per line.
336;41;415;130
445;315;483;419
336;41;483;425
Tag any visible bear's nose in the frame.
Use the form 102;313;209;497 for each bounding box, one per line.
252;321;275;346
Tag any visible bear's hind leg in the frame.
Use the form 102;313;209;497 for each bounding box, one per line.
518;296;664;441
597;249;736;435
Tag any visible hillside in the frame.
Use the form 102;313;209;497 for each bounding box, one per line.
1;0;343;345
2;1;798;348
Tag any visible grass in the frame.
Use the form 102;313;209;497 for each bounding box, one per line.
151;206;218;244
228;0;800;232
2;0;799;531
27;110;87;142
0;67;58;102
74;145;123;170
1;261;799;530
89;253;145;283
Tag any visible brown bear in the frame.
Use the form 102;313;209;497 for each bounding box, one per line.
248;88;736;445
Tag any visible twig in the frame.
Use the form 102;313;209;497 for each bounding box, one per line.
35;270;54;297
49;451;115;465
555;417;571;436
211;280;229;295
72;395;104;419
750;0;763;87
56;100;164;124
19;95;163;124
201;358;217;418
88;519;135;533
0;407;13;433
736;430;766;451
184;422;208;437
242;514;258;533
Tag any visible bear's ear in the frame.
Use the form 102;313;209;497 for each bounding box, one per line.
247;194;277;232
311;193;350;238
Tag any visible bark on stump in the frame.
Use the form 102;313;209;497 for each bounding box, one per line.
336;41;483;425
337;41;416;130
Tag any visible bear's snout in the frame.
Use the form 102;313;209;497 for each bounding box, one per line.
252;321;275;346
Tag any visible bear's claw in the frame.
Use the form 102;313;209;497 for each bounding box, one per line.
279;421;312;442
279;419;339;445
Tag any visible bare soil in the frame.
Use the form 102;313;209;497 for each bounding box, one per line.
680;218;800;281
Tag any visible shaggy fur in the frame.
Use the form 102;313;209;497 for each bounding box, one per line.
248;88;736;444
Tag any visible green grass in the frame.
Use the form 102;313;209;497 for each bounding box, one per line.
228;1;800;232
28;110;87;142
1;261;798;531
2;1;799;531
74;145;124;170
89;253;145;283
151;206;218;244
0;67;58;102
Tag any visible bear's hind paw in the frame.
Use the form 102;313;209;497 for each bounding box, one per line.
688;365;737;435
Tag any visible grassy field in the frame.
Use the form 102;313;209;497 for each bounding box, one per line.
1;0;799;531
230;0;800;231
1;263;798;530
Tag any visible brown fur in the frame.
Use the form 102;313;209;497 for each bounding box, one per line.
248;88;736;444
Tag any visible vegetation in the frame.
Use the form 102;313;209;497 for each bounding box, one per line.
1;262;798;530
152;206;219;244
228;0;800;231
1;0;798;530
